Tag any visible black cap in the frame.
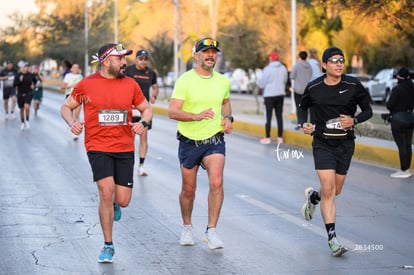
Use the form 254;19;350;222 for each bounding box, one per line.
194;37;221;53
6;60;12;64
397;67;410;79
136;49;149;57
322;46;344;63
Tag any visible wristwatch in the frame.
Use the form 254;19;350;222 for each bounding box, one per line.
140;120;149;128
353;117;358;125
224;115;234;123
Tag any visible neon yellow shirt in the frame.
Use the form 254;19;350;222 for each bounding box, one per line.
171;69;230;140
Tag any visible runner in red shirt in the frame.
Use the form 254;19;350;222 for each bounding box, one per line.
60;43;152;263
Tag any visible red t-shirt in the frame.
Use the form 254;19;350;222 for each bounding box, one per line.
71;72;145;152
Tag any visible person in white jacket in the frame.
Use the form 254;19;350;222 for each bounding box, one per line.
258;52;288;144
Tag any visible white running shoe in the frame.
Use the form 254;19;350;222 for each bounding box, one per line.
25;121;30;129
138;166;148;176
328;237;348;257
179;225;195;246
390;170;412;178
20;123;25;130
9;113;16;120
302;187;317;221
203;227;224;249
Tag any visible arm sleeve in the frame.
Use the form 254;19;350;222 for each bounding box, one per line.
355;82;373;123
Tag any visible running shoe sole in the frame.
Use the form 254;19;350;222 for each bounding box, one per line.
203;236;224;250
332;246;348;257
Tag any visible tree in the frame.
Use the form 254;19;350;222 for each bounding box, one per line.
144;32;174;79
32;0;113;74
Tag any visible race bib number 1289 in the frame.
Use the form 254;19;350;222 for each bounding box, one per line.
98;109;128;126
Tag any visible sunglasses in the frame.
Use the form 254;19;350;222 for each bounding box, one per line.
200;38;219;48
115;43;125;51
138;56;148;61
327;57;345;64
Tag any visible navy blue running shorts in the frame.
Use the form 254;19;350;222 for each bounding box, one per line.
312;138;355;175
178;136;225;169
87;151;134;188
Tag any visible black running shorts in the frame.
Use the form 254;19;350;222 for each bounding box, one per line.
312;138;355;175
87;151;134;188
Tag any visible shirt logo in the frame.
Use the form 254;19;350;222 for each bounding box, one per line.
127;182;133;186
339;89;348;94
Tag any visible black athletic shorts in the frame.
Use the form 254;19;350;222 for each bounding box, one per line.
312;138;355;175
17;92;32;108
2;86;16;100
87;151;134;188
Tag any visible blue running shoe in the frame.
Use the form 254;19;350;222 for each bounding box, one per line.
114;202;121;221
98;244;115;263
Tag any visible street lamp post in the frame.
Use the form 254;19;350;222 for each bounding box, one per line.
114;0;118;44
173;0;179;83
84;0;89;75
290;0;297;114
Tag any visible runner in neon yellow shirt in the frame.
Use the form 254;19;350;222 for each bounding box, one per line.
169;37;233;250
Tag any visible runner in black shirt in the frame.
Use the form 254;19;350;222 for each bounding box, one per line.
125;49;159;176
14;63;36;130
0;60;18;119
299;47;372;257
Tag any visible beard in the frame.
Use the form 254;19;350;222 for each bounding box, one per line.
201;59;216;71
108;64;126;78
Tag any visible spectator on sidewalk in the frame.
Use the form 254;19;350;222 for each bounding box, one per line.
386;67;414;179
290;51;312;130
258;51;288;144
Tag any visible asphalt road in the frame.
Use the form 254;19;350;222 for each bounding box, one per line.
0;89;413;275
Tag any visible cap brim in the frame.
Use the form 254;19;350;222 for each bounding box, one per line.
112;49;133;56
198;46;221;52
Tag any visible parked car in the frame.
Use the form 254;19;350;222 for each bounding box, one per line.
365;68;397;103
164;71;175;87
229;68;249;93
348;73;372;91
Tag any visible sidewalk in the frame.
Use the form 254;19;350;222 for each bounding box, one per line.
44;81;406;170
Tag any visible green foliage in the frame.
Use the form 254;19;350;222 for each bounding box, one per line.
32;0;113;73
219;23;266;70
144;32;174;78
